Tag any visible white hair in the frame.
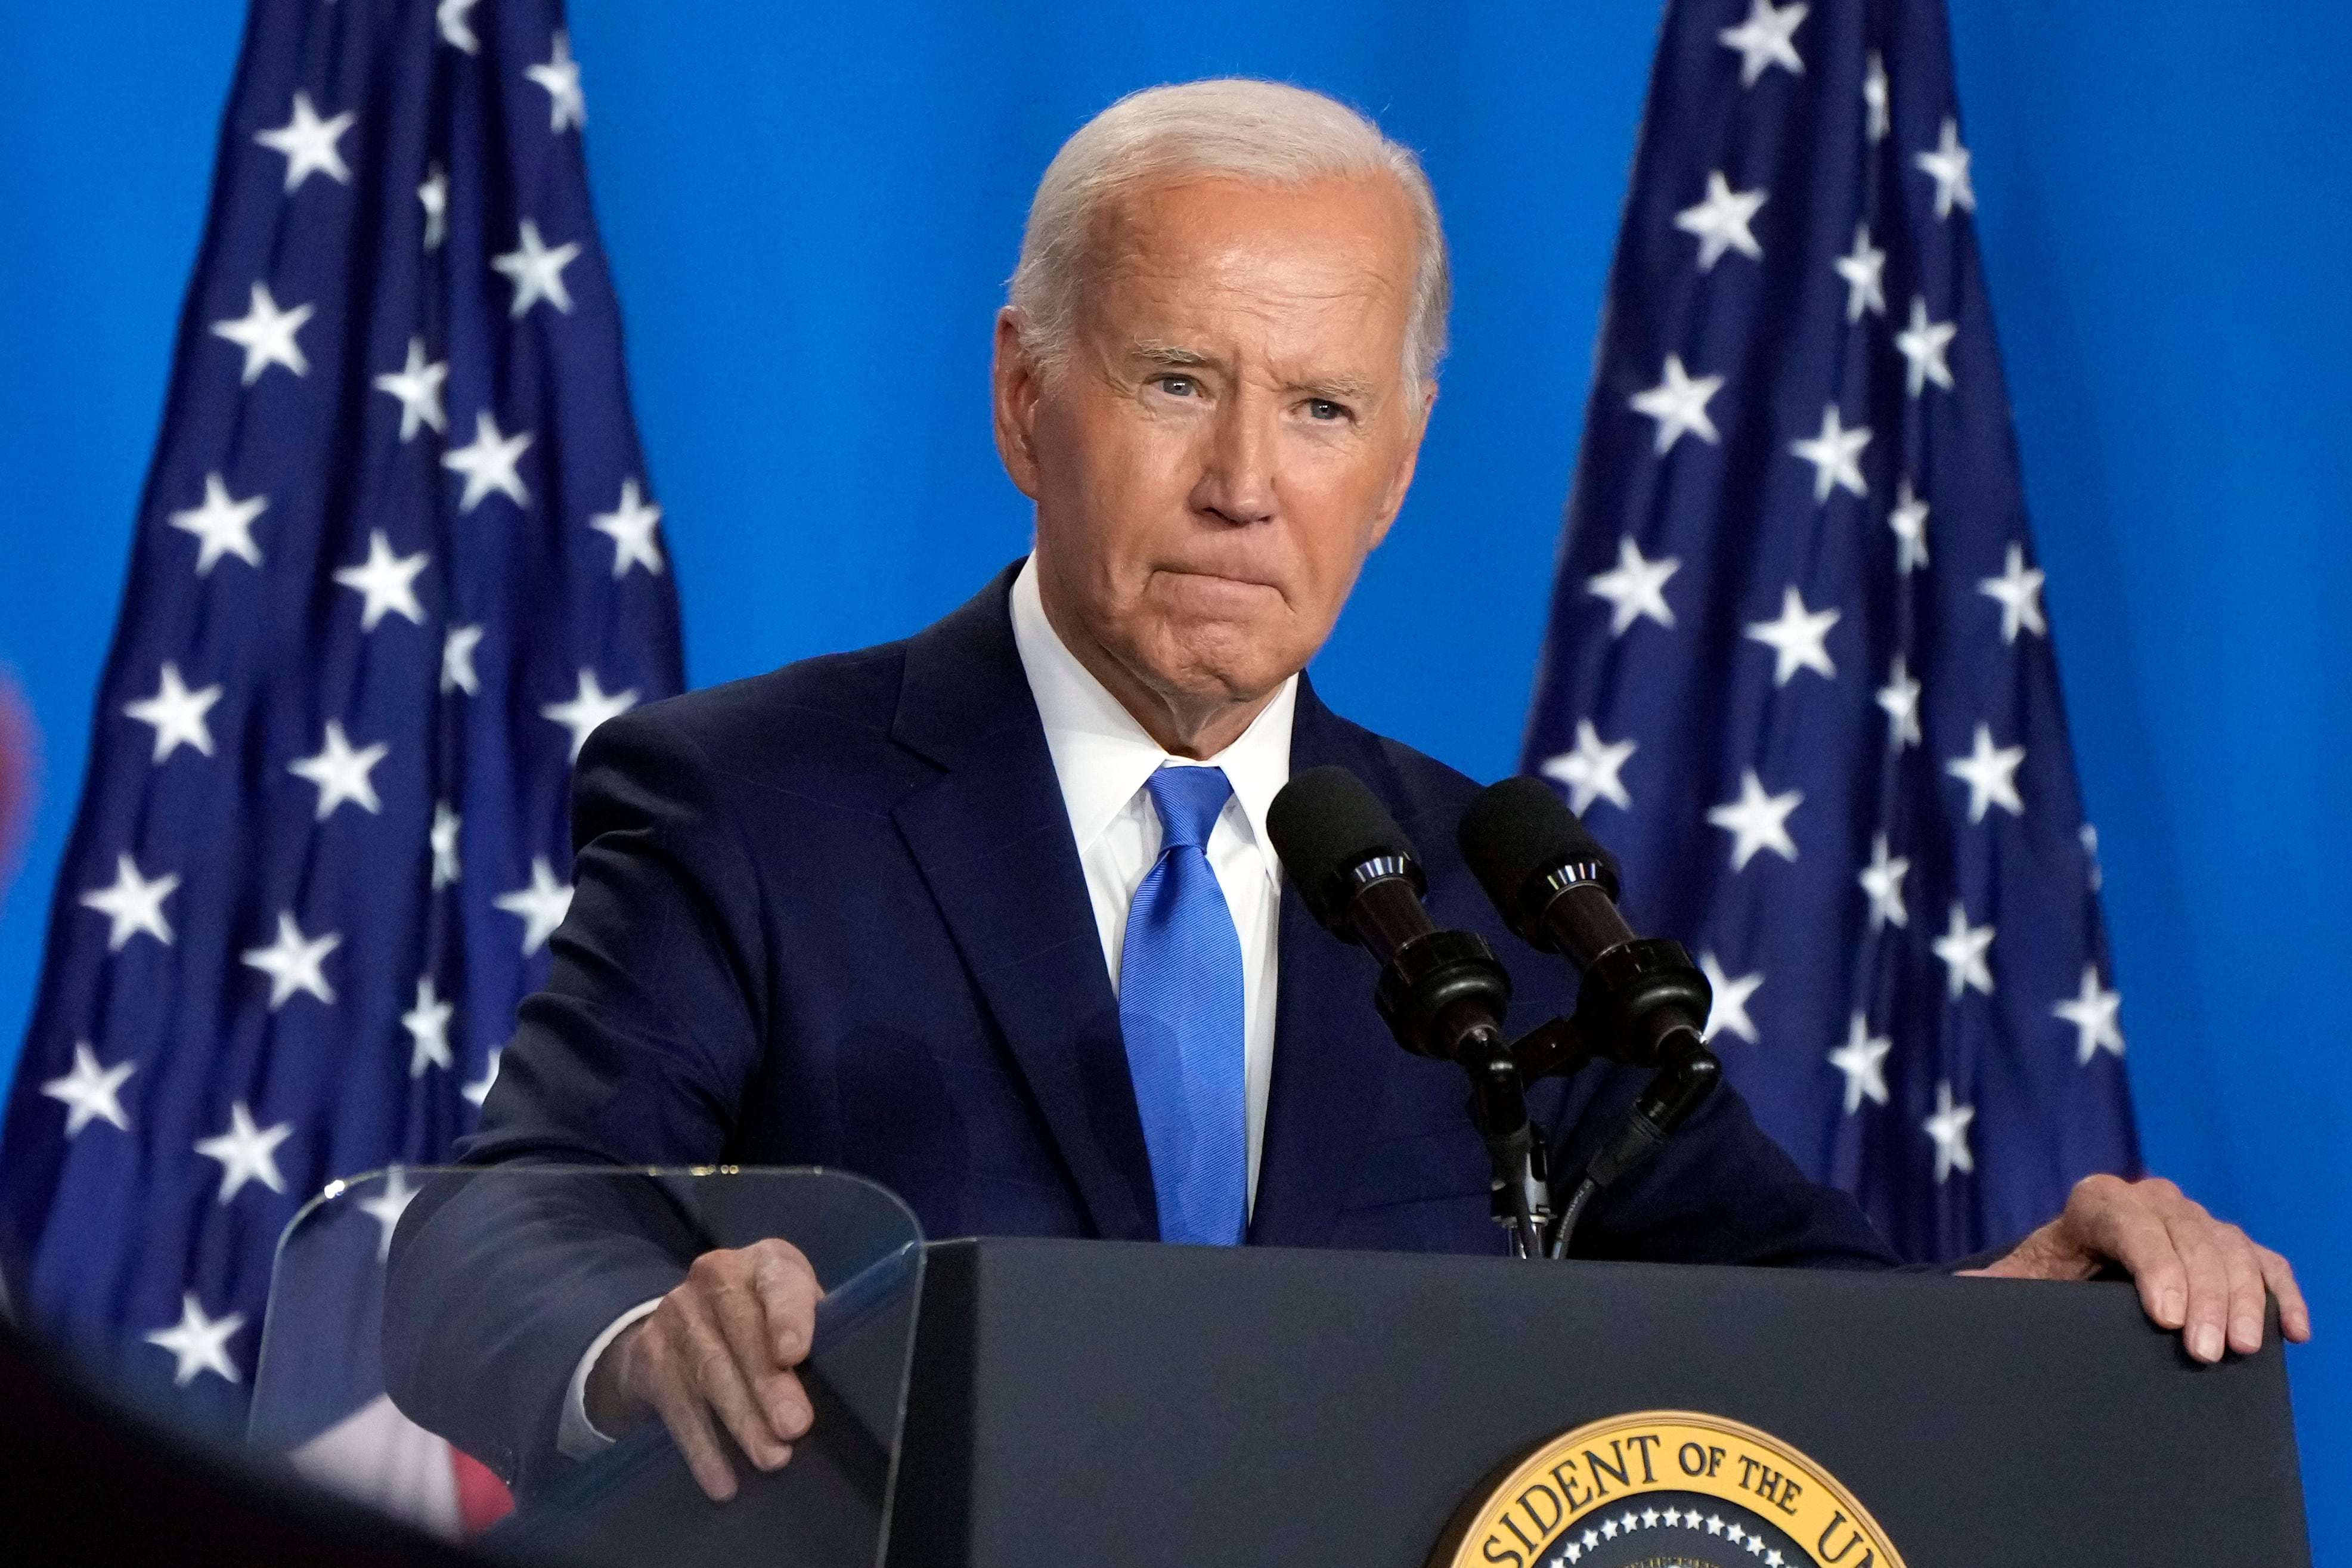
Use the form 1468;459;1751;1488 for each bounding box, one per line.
1008;78;1451;398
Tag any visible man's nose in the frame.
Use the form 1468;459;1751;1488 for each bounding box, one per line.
1190;395;1278;526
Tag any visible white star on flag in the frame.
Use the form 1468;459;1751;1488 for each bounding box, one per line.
1916;116;1976;219
1586;536;1680;636
210;282;314;385
1674;171;1767;270
1945;722;2025;823
1887;478;1930;574
1977;542;2047;643
288;720;389;819
430;801;463;889
591;478;667;577
1707;770;1802;872
1833;224;1886;323
528;31;587;132
1541;720;1637;814
358;1165;420;1262
418;163;448;250
436;0;482;54
1932;903;1996;998
240;912;342;1009
1863;50;1891;141
442;410;534;512
1699;952;1763;1043
1718;0;1807;86
441;624;485;696
1923;1080;1977;1182
1628;355;1724;454
332;530;430;631
402;977;455;1077
543;668;640;762
145;1294;244;1386
252;91;355;191
79;853;180;951
1858;833;1911;931
2054;965;2125;1064
495;857;574;956
492;219;582;318
1789;404;1870;501
41;1042;135;1136
463;1048;504;1109
1876;652;1922;750
1828;1013;1892;1114
372;336;450;441
1744;584;1840;685
1895;296;1958;396
123;663;222;764
168;473;268;576
194;1101;293;1202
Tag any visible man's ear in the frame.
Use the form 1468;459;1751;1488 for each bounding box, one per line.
1365;380;1438;551
992;309;1046;500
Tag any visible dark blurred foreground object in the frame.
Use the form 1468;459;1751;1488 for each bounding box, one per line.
0;1310;471;1568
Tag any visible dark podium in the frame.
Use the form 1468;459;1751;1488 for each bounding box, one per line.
882;1237;2307;1568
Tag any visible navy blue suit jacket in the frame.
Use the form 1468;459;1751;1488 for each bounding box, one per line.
385;562;1896;1488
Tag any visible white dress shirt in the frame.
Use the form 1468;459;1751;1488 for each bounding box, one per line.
558;557;1296;1457
1007;554;1295;1208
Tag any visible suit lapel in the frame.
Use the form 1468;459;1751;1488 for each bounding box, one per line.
888;564;1158;1242
1248;678;1411;1249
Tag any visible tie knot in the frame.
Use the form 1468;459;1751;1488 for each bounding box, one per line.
1144;766;1233;852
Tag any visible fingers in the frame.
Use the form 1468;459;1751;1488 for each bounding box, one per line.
2259;1245;2313;1343
751;1242;821;1371
2072;1176;2188;1333
674;1274;795;1474
624;1240;825;1504
709;1244;817;1447
2071;1175;2307;1364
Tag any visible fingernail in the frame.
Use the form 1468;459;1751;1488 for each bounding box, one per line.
2161;1290;2186;1327
2192;1325;2223;1362
774;1443;793;1468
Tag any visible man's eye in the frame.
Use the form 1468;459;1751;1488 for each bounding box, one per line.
1306;398;1349;422
1155;375;1197;396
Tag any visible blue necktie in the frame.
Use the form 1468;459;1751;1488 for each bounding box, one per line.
1118;766;1248;1245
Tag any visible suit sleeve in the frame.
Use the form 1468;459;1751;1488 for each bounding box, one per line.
383;704;774;1491
1554;1065;1903;1270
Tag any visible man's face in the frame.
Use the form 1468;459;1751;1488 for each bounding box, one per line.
994;172;1433;729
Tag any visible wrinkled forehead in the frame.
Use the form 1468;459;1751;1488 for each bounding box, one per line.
1075;172;1420;358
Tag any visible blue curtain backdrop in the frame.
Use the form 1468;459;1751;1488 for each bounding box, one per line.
1;1;2342;1550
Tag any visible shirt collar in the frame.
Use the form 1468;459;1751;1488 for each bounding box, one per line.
1009;554;1295;884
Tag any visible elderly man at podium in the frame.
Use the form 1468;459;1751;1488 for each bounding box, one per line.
385;79;2306;1501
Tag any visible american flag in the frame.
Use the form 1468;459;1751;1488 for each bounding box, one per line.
1521;0;2137;1260
0;0;680;1464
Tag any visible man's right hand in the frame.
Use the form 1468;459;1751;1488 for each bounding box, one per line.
584;1238;822;1501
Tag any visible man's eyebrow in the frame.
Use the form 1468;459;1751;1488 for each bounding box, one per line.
1127;340;1222;370
1294;374;1380;404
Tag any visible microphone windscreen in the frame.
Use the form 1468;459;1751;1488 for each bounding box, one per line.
1457;776;1620;941
1266;766;1422;934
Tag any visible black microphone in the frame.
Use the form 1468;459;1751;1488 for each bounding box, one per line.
1269;765;1551;1253
1266;766;1512;1067
1457;777;1721;1251
1458;776;1708;1067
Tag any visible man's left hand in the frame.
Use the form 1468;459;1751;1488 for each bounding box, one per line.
1963;1173;2311;1362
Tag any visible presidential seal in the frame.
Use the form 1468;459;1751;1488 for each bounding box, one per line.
1431;1411;1904;1568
